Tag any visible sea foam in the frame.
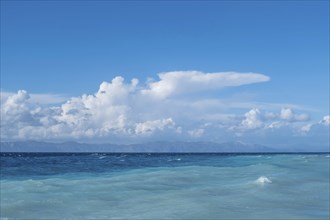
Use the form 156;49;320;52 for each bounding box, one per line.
255;176;272;185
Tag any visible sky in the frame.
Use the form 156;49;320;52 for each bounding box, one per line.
0;1;329;149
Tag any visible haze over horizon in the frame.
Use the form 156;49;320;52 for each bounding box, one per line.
1;1;329;150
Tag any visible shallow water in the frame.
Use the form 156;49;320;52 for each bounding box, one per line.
1;153;329;219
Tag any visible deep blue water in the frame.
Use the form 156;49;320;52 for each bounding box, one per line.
1;153;297;179
1;153;329;219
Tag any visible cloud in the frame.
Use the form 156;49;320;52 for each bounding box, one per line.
0;91;68;105
1;90;31;119
135;118;175;135
141;71;270;99
320;115;330;125
1;75;178;141
188;128;205;138
0;90;48;139
1;71;327;146
296;115;330;144
232;107;311;134
299;115;329;135
280;107;309;122
240;108;263;130
300;124;313;133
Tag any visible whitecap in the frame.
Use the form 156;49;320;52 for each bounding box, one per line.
255;176;272;185
325;155;330;158
99;156;107;159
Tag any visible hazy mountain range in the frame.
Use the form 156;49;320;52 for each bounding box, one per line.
1;141;328;153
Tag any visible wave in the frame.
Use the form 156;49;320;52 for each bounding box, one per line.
255;176;272;185
167;158;182;162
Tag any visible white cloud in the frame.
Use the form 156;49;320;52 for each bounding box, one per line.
239;108;263;130
141;71;270;99
268;121;287;129
1;91;68;105
1;75;176;140
296;115;330;139
280;108;295;120
300;124;313;133
1;71;326;145
280;107;309;122
188;128;204;138
135;118;175;135
0;90;49;139
320;115;330;125
1;90;30;119
232;107;312;134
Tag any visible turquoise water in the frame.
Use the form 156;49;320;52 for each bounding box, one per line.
1;153;329;219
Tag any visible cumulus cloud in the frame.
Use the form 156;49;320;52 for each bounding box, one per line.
1;71;327;145
299;115;329;135
240;108;263;130
320;115;330;125
1;90;31;120
0;90;51;139
300;124;313;133
188;128;205;138
54;77;137;137
0;91;68;105
141;71;270;99
135;118;175;135
280;107;309;122
1;75;178;140
232;107;312;134
297;115;330;142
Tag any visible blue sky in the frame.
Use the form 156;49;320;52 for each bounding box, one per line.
0;1;329;148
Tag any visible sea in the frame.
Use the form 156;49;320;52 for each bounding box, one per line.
1;153;329;219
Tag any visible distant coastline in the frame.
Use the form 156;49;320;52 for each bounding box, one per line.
1;141;329;153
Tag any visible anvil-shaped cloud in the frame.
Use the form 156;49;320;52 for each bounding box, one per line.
141;71;270;99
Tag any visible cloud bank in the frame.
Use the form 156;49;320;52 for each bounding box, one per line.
1;71;328;146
